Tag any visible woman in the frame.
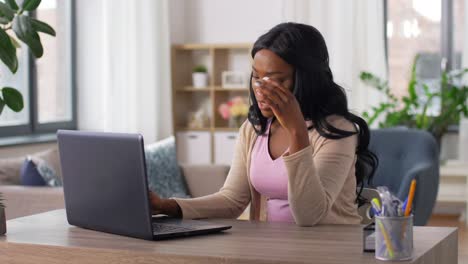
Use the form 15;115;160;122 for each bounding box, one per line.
150;22;377;226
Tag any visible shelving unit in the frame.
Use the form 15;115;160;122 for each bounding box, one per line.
171;43;252;164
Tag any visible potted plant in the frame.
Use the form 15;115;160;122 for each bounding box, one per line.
192;65;208;88
0;0;56;234
218;96;249;128
360;55;468;148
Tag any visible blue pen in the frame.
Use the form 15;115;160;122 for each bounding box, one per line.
402;197;408;213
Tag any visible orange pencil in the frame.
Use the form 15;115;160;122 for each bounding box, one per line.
405;179;417;216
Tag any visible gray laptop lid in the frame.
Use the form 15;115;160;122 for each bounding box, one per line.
57;130;154;240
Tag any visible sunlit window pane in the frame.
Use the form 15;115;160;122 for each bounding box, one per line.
387;0;442;115
0;47;29;127
35;0;72;124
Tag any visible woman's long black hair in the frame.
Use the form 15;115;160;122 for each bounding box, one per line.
248;22;378;203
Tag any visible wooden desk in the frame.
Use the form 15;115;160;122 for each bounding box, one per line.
0;210;457;264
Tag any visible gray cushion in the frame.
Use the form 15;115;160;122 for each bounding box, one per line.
145;137;189;198
36;158;62;187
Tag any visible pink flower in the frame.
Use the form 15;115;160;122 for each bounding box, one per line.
218;103;230;120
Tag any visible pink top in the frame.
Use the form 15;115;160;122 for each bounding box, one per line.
250;119;295;223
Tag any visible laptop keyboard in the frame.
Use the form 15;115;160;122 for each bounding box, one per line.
152;223;195;233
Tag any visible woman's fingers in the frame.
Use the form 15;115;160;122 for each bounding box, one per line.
262;77;292;100
149;191;162;212
255;86;284;107
262;96;281;114
259;78;293;106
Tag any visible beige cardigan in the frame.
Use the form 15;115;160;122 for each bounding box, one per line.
174;115;362;226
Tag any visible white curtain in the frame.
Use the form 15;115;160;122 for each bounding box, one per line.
75;0;171;143
464;0;468;81
459;0;468;161
281;0;387;117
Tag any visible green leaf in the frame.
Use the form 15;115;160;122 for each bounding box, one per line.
0;98;5;115
6;0;19;11
8;34;20;48
13;14;43;58
21;0;41;11
0;27;18;73
2;87;23;112
407;55;419;103
31;18;55;36
0;2;15;21
0;16;9;24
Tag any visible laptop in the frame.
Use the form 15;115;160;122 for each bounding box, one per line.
57;130;231;240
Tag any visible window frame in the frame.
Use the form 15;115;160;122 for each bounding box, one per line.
0;0;77;138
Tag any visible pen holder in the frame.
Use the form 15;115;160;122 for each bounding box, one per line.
375;215;413;261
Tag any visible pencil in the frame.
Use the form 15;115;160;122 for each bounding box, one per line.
405;179;417;216
377;218;394;258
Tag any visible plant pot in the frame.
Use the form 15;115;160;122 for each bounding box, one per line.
0;207;6;235
192;72;208;88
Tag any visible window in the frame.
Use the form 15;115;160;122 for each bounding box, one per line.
385;0;463;116
0;0;75;137
453;0;464;71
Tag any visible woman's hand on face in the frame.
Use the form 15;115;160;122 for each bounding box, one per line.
254;77;307;135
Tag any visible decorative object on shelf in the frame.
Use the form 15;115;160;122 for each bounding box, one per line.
192;65;208;88
218;96;249;128
187;98;210;129
360;54;468;147
187;110;209;129
0;192;5;235
221;71;248;89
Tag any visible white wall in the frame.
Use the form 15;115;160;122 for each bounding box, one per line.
169;0;284;44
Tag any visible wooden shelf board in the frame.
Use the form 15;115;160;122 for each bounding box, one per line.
214;127;241;132
214;86;249;91
173;44;212;50
178;86;212;92
173;43;252;50
175;127;212;132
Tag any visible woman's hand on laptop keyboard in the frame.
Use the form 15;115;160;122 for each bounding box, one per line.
149;191;183;218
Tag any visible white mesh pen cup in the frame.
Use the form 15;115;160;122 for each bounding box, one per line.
375;215;413;261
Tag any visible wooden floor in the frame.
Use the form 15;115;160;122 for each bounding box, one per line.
427;214;467;263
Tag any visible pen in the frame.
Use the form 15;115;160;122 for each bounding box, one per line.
371;198;381;216
402;197;408;213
